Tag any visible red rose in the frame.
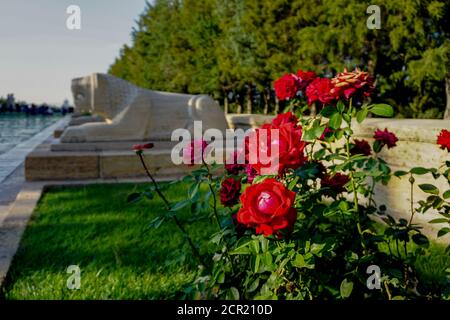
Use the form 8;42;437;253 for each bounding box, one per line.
305;77;335;105
319;127;334;141
133;142;154;152
271;111;299;128
321;173;350;197
274;73;300;101
225;150;246;175
331;68;375;100
237;178;297;236
246;122;307;175
245;164;258;184
373;128;398;149
437;129;450;152
350;139;372;156
296;70;317;90
220;178;242;207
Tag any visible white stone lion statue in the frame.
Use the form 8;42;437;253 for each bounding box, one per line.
61;73;228;142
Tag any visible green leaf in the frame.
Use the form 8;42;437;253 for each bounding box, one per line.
260;252;273;269
428;218;448;224
188;182;200;200
320;106;337;118
370;104;394;117
393;170;408;177
412;233;429;246
340;278;353;299
356;108;368;123
337;101;345;113
328;113;342;130
247;278;260;293
230;238;252;255
227;287;240;300
143;191;153;200
170;199;190;211
251;255;261;273
250;239;260;254
437;228;450;238
443;190;450;199
410;167;429;175
149;216;165;229
292;253;314;269
418;184;439;195
127;192;141;203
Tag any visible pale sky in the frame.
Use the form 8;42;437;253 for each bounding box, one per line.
0;0;147;105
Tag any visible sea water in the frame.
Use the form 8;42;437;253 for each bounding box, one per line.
0;113;62;155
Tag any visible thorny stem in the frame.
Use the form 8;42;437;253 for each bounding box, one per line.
203;158;236;274
138;152;205;266
344;99;366;251
203;159;222;231
408;174;415;227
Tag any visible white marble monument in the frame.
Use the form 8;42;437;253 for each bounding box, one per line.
60;73;228;143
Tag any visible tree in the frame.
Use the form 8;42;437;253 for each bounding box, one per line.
109;0;450;118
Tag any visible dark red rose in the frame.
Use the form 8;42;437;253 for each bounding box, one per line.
296;70;317;90
321;173;350;197
331;68;375;100
271;112;299;128
350;139;372;156
225;150;246;175
437;129;450;152
245;164;258;184
133;142;154;152
274;73;300;101
220;178;242;207
237;178;297;236
373;128;398;149
305;77;335;105
246;122;307;176
319;127;334;141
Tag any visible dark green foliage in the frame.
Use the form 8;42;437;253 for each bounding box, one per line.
109;0;449;118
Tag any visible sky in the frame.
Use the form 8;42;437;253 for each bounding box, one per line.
0;0;148;105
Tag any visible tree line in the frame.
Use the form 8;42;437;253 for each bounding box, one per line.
109;0;449;118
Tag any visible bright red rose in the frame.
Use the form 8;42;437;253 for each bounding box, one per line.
331;68;375;100
350;139;372;156
237;178;297;236
296;70;317;90
305;77;335;105
220;178;242;207
373;128;398;149
246;122;307;176
271;111;299;128
321;173;350;197
437;129;450;152
133;142;154;152
274;73;300;101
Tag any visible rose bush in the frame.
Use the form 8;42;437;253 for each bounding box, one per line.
131;67;449;300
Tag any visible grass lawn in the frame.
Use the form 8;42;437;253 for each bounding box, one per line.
1;182;449;299
1;183;216;300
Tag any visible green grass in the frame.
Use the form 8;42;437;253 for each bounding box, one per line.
1;183;216;300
